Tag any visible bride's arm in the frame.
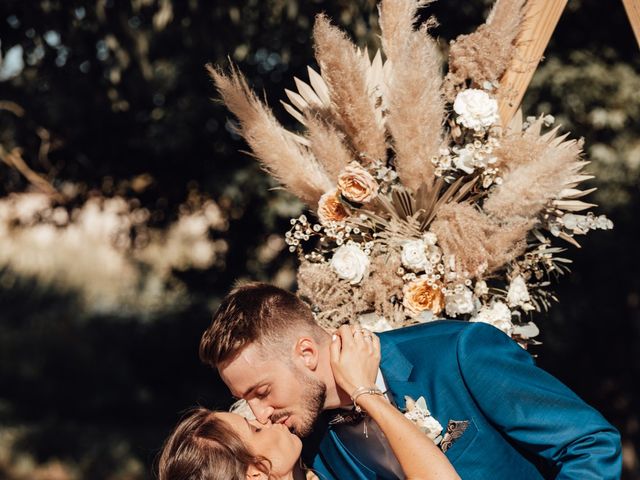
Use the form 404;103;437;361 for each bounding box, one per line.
331;325;460;480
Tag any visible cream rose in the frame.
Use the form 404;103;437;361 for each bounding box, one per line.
444;286;475;316
337;163;378;203
403;277;444;316
453;89;499;131
317;189;350;224
401;239;429;272
330;243;369;284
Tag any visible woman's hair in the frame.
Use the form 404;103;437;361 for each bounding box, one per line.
157;407;272;480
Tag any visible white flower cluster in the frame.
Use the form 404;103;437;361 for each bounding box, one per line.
431;90;502;186
445;285;475;317
471;301;513;335
549;212;614;237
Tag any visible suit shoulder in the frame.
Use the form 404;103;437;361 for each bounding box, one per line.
456;321;535;366
379;319;470;343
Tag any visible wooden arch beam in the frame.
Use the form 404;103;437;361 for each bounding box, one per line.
497;0;568;125
497;0;640;126
622;0;640;47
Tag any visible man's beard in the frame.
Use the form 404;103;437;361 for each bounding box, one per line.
274;365;326;438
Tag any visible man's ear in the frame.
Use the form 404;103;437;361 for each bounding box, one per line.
294;336;319;371
246;464;268;479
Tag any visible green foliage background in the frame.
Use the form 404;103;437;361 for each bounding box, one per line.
0;0;638;478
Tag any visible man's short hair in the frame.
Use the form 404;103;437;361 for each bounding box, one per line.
199;282;323;367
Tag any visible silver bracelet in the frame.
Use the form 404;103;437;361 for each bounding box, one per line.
350;386;383;412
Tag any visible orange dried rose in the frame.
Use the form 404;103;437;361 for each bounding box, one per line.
317;189;350;224
403;277;444;316
337;163;378;203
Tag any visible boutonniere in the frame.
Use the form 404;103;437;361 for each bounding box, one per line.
404;396;471;453
403;396;444;445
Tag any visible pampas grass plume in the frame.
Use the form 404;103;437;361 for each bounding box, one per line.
313;15;387;163
208;64;332;207
379;0;444;191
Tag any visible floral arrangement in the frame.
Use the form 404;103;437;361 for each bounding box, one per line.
210;0;612;343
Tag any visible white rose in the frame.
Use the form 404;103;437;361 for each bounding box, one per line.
330;243;369;284
506;275;531;308
401;239;429;272
453;89;499;131
416;414;444;442
445;286;475;316
471;301;513;336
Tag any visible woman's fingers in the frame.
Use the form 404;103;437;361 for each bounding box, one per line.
337;324;354;347
372;333;381;359
330;331;342;364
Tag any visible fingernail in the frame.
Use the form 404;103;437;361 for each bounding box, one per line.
332;334;337;342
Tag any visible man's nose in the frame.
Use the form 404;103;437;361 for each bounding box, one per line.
248;400;274;424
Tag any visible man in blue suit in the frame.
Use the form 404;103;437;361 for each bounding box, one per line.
200;283;622;479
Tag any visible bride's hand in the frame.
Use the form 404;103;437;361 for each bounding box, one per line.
330;324;381;398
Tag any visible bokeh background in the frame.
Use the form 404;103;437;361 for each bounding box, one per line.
0;0;638;478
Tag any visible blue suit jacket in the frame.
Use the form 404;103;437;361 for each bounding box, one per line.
303;321;621;479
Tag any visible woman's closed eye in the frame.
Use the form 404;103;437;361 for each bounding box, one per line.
246;418;263;433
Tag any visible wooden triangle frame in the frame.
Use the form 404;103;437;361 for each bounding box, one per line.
497;0;640;125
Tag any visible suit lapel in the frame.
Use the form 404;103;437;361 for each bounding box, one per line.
379;334;423;411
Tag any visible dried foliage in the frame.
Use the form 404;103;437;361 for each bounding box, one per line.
443;0;527;101
431;202;532;277
485;120;585;221
305;114;353;181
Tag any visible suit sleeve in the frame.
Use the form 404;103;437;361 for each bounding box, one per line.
456;322;622;480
